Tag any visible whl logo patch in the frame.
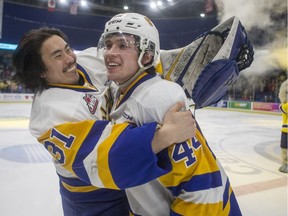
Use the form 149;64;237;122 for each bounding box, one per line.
83;94;99;114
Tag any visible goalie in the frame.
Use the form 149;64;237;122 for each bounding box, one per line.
159;16;254;109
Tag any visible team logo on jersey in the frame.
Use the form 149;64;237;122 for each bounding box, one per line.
83;94;99;114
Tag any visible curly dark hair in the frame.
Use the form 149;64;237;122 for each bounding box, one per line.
12;27;69;92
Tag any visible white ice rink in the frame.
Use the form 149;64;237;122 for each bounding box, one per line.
0;102;287;216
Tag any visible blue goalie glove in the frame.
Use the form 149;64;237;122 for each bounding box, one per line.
160;16;254;109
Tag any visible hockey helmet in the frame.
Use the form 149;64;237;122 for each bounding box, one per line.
99;13;160;70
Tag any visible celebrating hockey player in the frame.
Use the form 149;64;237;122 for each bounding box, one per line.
12;8;254;214
12;27;196;216
99;13;243;215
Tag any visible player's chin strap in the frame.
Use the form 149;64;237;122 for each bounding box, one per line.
118;53;152;90
160;16;254;109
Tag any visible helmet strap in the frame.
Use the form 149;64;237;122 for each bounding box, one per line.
118;51;152;90
117;67;144;90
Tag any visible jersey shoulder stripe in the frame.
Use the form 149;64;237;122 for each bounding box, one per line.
116;72;156;108
77;63;93;84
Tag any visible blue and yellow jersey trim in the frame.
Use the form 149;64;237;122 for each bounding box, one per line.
156;125;241;216
37;119;168;190
38;120;106;178
116;72;156;109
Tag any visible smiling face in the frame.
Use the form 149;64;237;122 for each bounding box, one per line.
103;34;140;84
40;35;78;85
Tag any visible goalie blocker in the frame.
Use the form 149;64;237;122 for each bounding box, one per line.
159;16;254;109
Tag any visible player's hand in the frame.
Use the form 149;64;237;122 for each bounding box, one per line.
162;101;196;143
152;101;196;153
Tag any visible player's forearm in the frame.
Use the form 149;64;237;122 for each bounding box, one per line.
151;125;175;153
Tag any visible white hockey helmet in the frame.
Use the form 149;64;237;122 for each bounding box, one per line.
101;13;160;69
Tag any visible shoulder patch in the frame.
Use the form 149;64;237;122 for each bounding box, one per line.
83;94;99;114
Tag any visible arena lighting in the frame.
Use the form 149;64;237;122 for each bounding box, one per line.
150;0;172;10
150;2;157;9
123;5;129;10
80;0;87;7
59;0;87;8
59;0;67;4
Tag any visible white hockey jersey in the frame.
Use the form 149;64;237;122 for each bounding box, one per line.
109;72;242;216
29;48;170;207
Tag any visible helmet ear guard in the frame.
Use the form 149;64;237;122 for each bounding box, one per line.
160;16;254;109
141;51;155;67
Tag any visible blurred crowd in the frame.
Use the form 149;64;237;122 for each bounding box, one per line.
0;54;286;103
225;69;287;103
0;55;31;93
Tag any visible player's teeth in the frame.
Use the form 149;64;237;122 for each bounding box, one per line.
66;65;75;72
109;62;119;66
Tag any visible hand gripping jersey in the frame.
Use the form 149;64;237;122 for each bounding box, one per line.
29;48;170;215
159;16;254;109
109;72;242;216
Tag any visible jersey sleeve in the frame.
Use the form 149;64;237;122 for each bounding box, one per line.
76;47;108;87
37;120;169;190
157;126;241;215
133;80;241;215
135;80;188;125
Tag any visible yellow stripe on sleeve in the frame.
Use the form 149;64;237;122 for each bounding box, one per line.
172;197;224;216
61;181;101;193
38;120;96;176
96;123;130;189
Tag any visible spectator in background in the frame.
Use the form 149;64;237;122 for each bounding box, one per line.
278;79;288;173
0;80;11;92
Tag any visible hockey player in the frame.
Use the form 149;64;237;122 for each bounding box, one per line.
100;13;242;215
12;27;196;216
278;79;288;173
